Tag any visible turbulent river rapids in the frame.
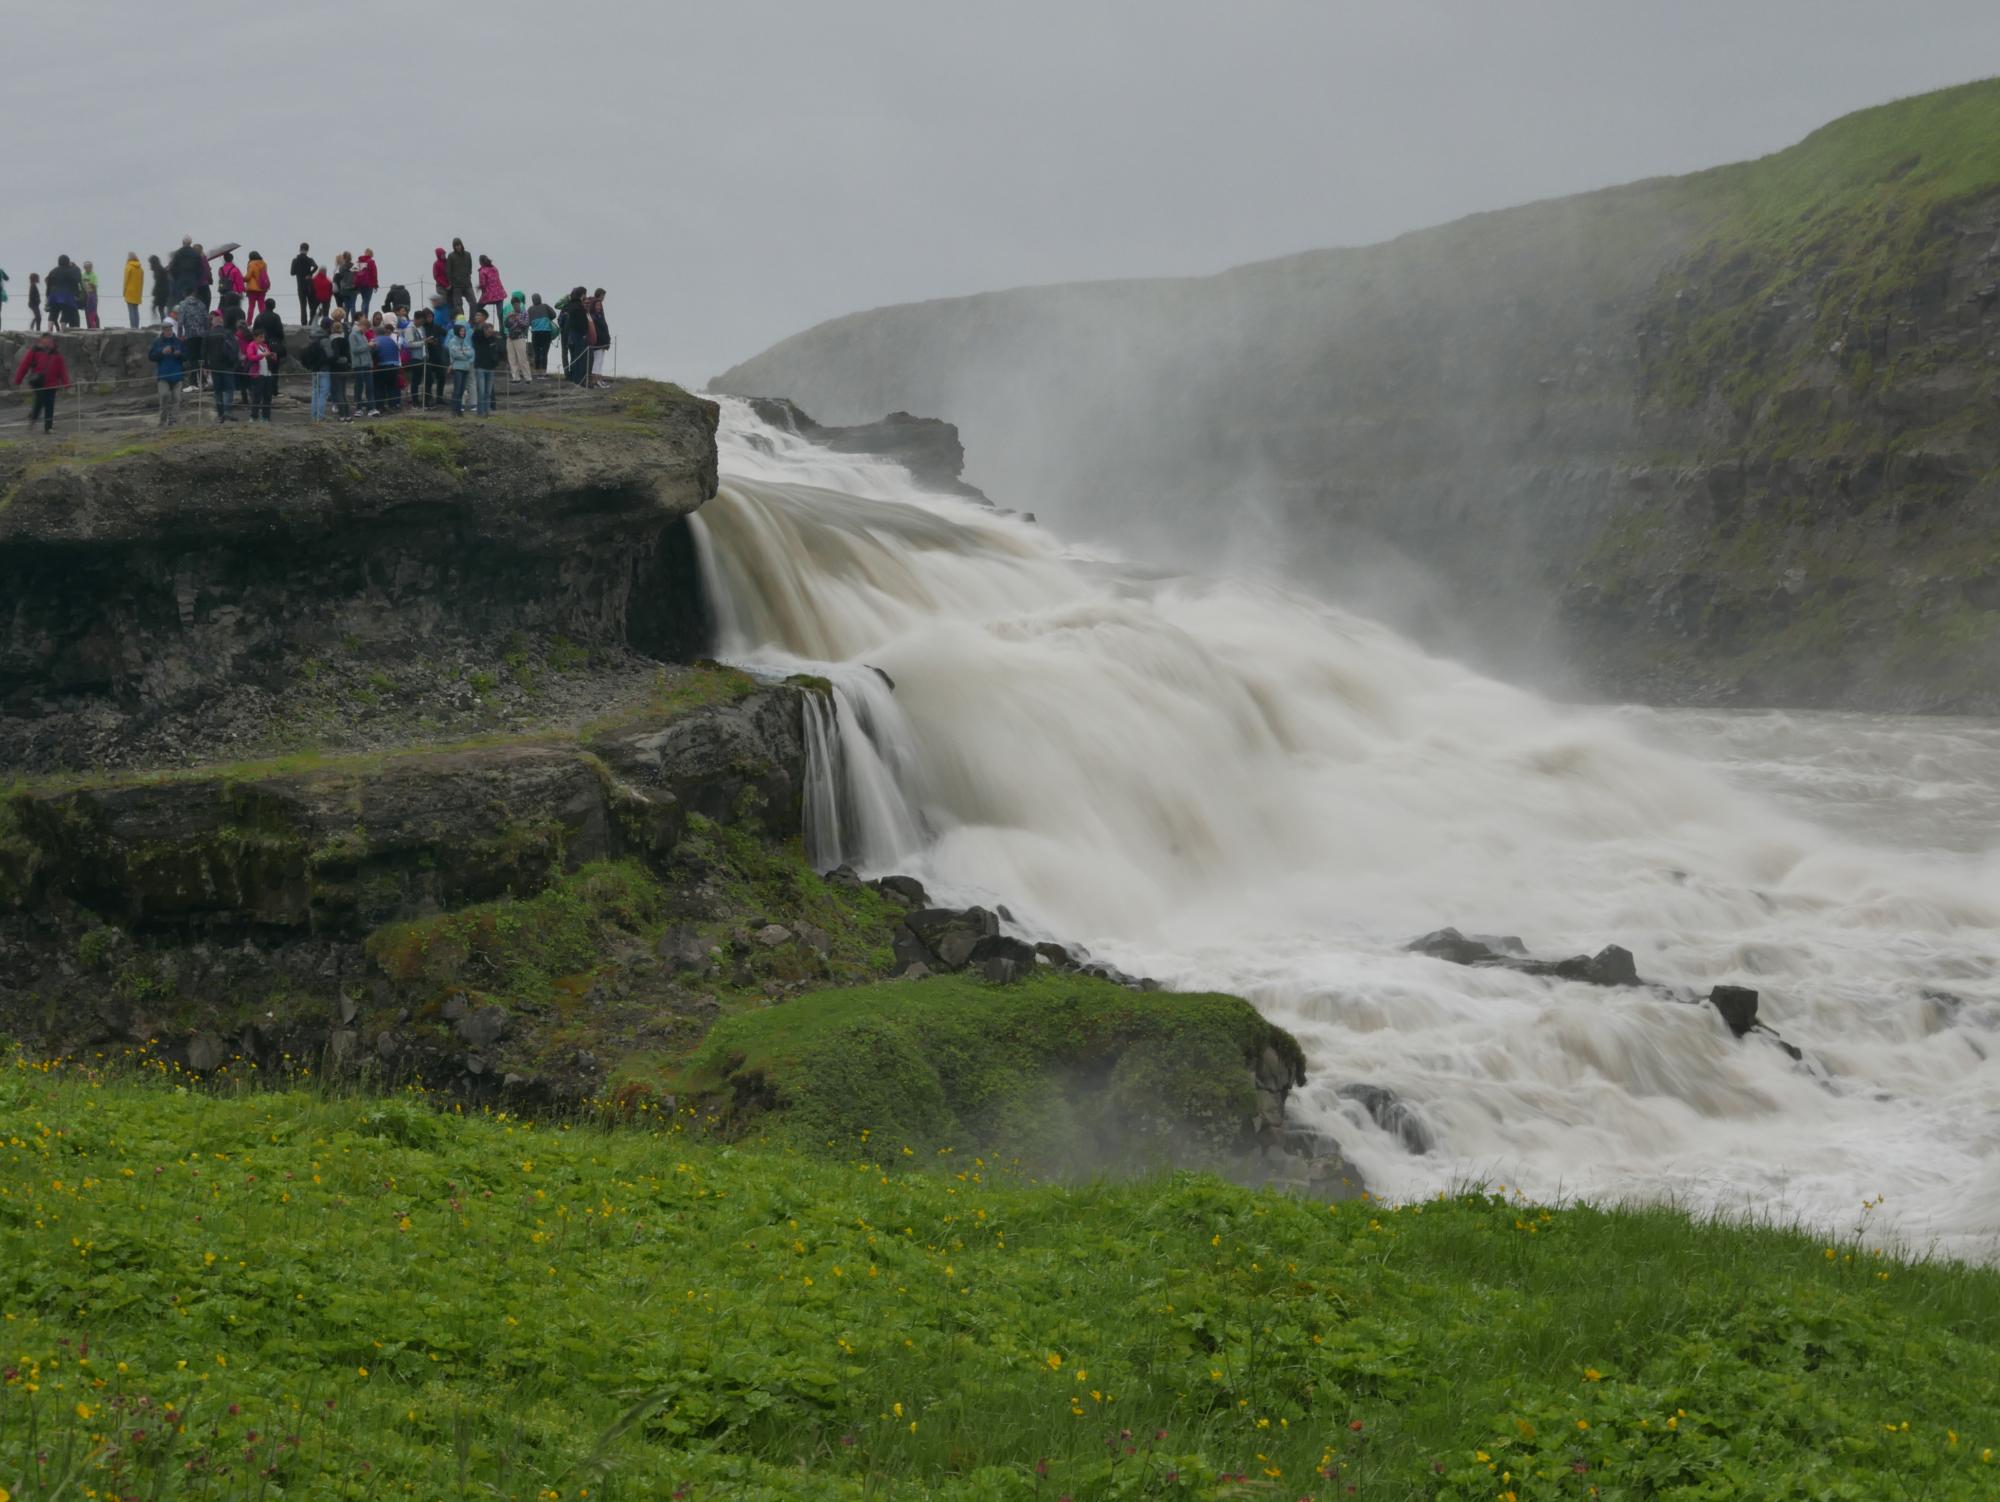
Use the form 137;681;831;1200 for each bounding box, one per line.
692;395;2000;1259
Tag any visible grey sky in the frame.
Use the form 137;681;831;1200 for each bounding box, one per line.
4;1;1997;385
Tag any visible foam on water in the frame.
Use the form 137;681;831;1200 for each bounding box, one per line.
697;395;2000;1259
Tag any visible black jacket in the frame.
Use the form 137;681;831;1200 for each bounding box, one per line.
46;262;82;299
446;248;473;294
591;303;611;348
168;245;204;300
471;325;504;371
290;252;317;283
254;308;287;353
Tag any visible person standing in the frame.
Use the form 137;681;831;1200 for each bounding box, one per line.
301;316;331;421
558;286;592;387
470;309;504;416
475;255;506;321
0;265;9;329
589;289;612;387
241;327;275;422
121;252;145;327
206;321;242;422
46;257;82;330
355;248;379;317
331;253;356;319
149;256;172;324
148;325;187;425
168;236;204;303
347;315;376;416
446;238;473;317
81;261;101;329
370;320;400;412
309;262;334;324
422;309;449;409
218;251;245;317
504;291;533;383
445;315;475;414
290;243;317;325
26;272;41;331
325;312;354;419
13;331;69;433
527;293;555;374
382;281;411;316
176;292;210;390
244;251;270;320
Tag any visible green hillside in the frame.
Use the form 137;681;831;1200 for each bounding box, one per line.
4;1062;1999;1499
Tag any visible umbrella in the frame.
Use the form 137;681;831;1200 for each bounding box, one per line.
203;241;241;260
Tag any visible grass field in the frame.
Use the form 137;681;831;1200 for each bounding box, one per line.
2;1058;1998;1500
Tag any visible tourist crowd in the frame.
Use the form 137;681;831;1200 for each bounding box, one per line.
5;239;617;433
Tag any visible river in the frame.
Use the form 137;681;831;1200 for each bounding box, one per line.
693;395;2000;1262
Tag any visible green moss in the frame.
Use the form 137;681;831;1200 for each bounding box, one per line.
670;971;1303;1171
365;859;667;1007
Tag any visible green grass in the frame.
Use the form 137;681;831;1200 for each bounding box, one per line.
1646;77;2000;414
673;971;1303;1172
2;1066;1998;1499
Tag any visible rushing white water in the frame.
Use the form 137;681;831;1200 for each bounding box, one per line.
696;395;2000;1260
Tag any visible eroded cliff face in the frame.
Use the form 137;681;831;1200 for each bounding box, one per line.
0;383;720;771
715;81;2000;710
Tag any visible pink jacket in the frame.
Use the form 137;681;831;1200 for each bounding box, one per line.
476;264;505;306
220;262;245;296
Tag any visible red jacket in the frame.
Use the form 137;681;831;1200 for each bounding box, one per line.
311;269;333;303
356;254;379;290
13;346;70;389
431;249;448;289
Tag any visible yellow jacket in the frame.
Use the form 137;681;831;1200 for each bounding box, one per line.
122;257;144;305
245;257;269;295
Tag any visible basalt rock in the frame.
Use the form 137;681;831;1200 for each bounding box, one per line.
743;397;991;502
0;378;720;774
1709;984;1760;1037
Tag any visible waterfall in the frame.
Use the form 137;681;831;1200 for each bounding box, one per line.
689;393;2000;1260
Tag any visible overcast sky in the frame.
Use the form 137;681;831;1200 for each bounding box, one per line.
4;1;1996;383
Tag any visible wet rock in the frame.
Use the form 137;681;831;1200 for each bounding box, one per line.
1709;984;1759;1037
890;924;935;976
873;874;931;909
1034;941;1075;968
754;923;794;948
1537;944;1640;987
905;906;999;970
1337;1083;1435;1155
969;934;1038;984
1408;927;1504;965
794;924;833;957
822;865;865;892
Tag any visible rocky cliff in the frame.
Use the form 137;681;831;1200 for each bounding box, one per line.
715;79;2000;710
1;381;719;771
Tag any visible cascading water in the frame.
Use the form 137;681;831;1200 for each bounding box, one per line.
693;394;2000;1259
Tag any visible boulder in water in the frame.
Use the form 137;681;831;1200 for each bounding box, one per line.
1410;928;1640;987
1337;1083;1435;1155
1710;984;1760;1037
873;874;931;910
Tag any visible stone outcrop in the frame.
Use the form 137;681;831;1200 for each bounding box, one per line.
0;685;806;937
746;397;990;502
0;380;720;772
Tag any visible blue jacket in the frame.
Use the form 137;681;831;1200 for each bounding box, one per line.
445;327;475;372
148;336;186;382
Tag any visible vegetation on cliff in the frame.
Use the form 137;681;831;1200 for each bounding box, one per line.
3;1065;1998;1499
